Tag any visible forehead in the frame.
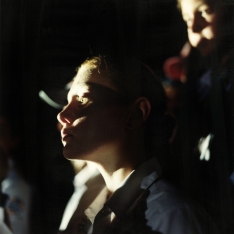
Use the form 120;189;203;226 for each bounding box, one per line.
73;65;117;91
67;65;119;99
180;0;210;10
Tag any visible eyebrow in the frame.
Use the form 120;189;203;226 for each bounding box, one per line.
86;82;128;105
86;82;119;95
68;82;120;101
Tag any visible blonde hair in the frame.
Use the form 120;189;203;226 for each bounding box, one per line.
81;56;102;71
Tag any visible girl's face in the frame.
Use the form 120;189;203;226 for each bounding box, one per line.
57;66;129;163
180;0;224;56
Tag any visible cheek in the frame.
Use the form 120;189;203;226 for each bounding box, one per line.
188;30;201;47
202;25;217;40
73;106;127;140
63;108;127;160
88;107;127;136
204;13;222;40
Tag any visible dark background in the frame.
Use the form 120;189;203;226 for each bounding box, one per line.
0;0;187;233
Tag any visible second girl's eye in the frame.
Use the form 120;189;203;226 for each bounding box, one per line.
201;10;208;17
200;6;213;17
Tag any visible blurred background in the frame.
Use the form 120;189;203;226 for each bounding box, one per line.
0;0;186;233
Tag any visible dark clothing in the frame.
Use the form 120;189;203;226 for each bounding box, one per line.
173;54;234;234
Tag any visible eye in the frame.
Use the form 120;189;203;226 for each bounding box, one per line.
76;96;89;105
201;10;208;17
200;6;213;17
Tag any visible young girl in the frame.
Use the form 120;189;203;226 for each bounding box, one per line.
175;0;234;233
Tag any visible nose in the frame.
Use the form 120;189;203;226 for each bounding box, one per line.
188;14;206;33
57;103;75;126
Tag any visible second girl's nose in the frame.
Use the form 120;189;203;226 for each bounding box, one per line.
189;14;207;33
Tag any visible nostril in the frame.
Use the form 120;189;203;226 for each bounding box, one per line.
64;118;72;124
57;108;74;125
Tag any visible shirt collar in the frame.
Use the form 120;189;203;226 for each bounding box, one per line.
85;186;109;224
74;163;100;188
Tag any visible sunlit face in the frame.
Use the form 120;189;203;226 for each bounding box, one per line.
180;0;223;55
57;65;129;162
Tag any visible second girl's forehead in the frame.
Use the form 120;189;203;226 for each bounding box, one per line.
181;0;210;12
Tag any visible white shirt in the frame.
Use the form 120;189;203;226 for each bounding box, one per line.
1;165;32;234
59;162;103;231
85;157;219;234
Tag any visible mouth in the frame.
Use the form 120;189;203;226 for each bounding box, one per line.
62;134;73;142
197;40;214;56
61;129;74;142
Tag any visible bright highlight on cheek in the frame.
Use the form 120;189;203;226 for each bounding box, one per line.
73;116;87;126
188;31;200;45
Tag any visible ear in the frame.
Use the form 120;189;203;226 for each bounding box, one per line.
126;97;151;130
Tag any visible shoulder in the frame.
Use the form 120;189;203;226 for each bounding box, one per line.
144;179;219;234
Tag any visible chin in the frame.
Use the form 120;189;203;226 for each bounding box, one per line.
190;37;215;56
63;147;78;160
198;48;212;56
62;147;90;161
198;43;216;56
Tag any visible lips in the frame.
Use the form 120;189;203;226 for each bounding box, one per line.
61;129;74;142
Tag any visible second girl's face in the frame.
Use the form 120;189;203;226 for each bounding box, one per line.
180;0;223;56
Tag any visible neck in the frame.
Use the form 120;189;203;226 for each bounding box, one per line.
92;137;147;194
102;168;132;195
